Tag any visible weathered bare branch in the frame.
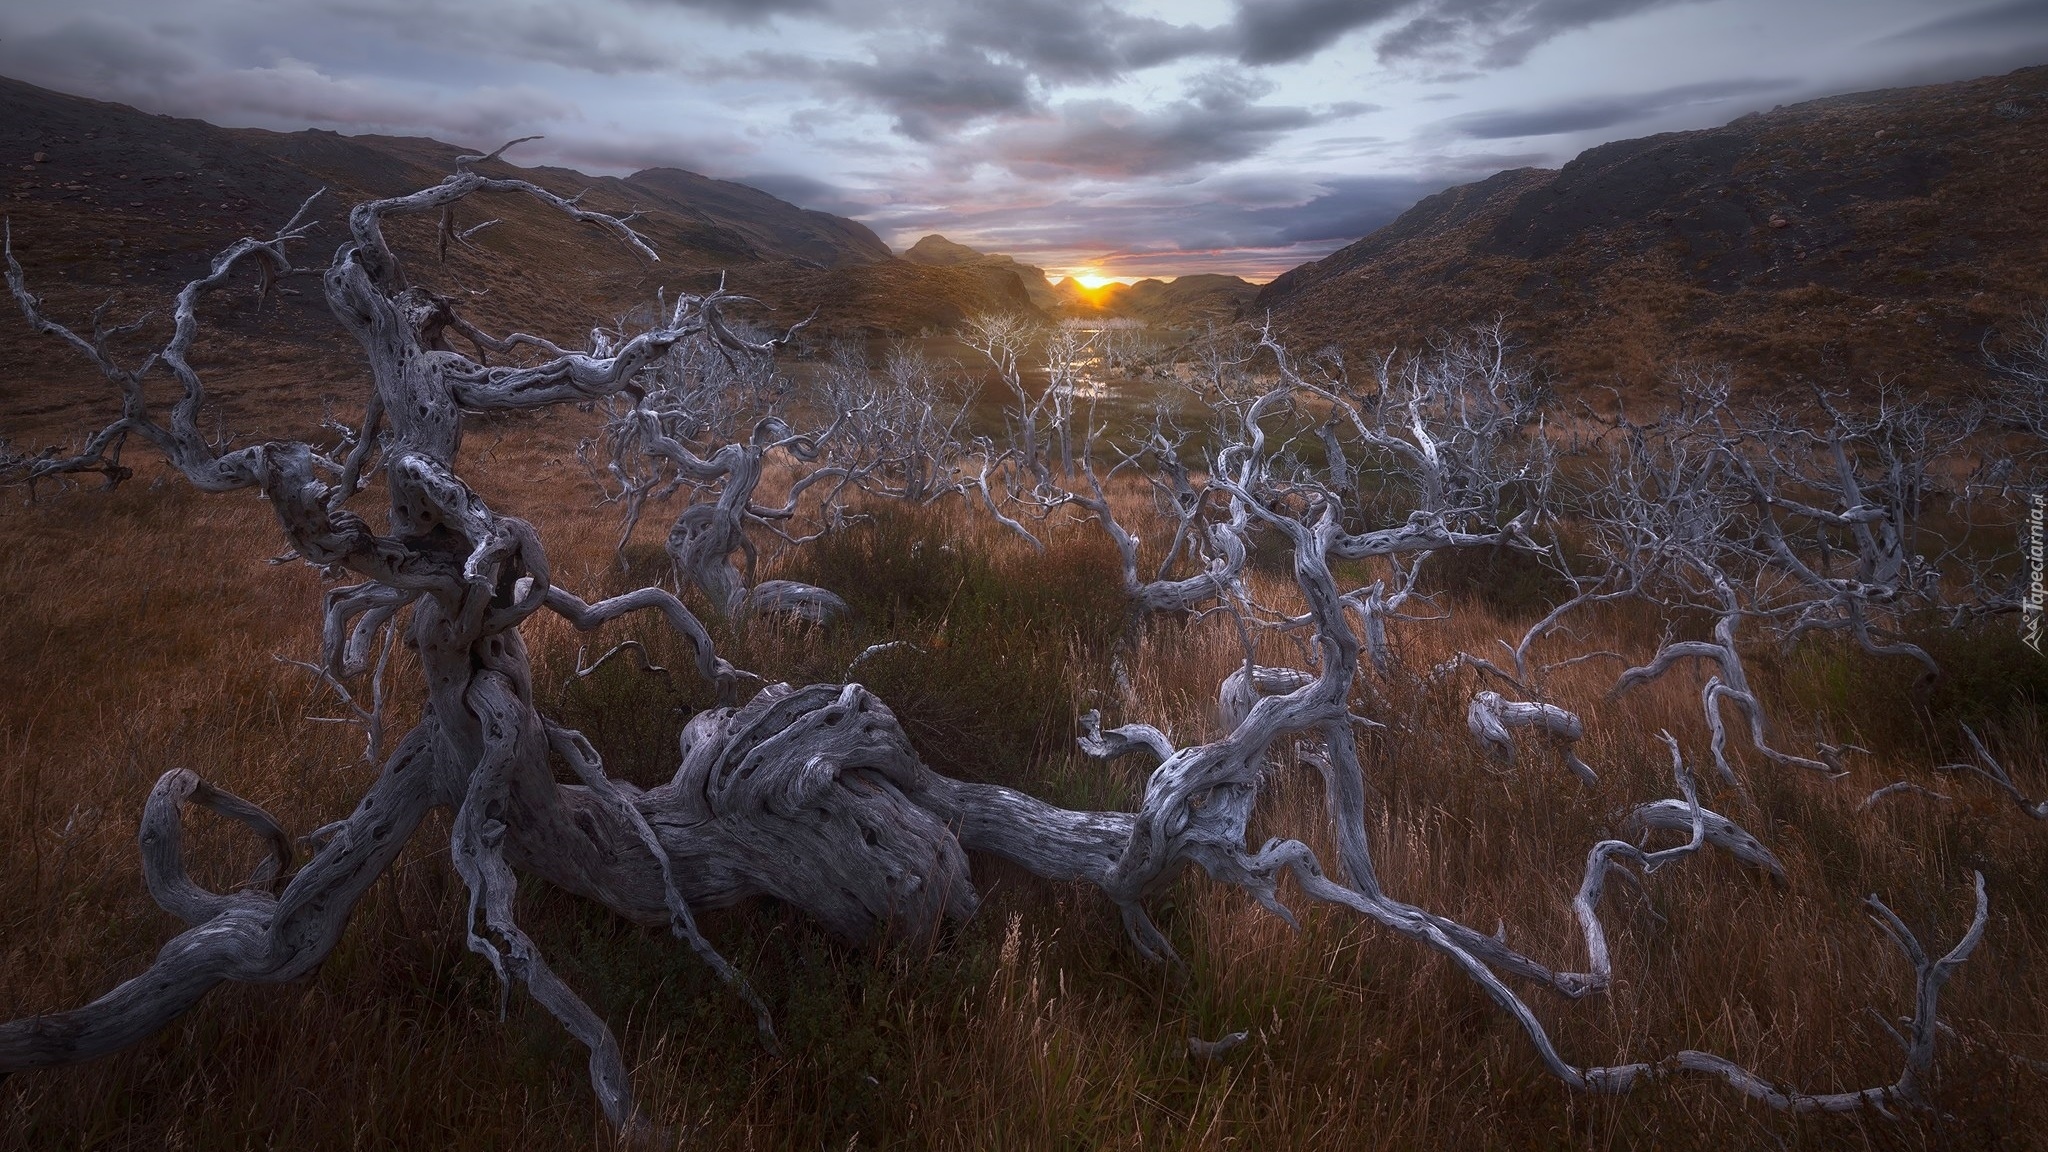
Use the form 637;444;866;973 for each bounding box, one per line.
1861;781;1952;812
1938;724;2048;819
1467;690;1596;784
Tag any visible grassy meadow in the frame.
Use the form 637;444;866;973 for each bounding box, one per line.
1;363;2046;1152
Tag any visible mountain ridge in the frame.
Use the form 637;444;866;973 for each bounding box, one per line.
901;233;1062;311
0;72;1039;389
10;65;2045;404
1257;65;2048;392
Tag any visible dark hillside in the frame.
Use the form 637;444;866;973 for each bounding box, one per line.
0;73;1025;437
902;233;1062;311
1259;65;2048;392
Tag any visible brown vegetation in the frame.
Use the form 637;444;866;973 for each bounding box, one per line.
1;402;2042;1147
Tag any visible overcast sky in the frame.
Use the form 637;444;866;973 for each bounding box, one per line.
2;0;2044;280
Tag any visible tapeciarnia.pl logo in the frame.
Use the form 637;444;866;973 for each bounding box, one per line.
2028;492;2046;656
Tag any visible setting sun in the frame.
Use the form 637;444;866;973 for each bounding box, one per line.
1074;271;1110;290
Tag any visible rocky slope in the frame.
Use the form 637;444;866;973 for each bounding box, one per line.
901;234;1061;312
1258;65;2048;392
0;73;1036;429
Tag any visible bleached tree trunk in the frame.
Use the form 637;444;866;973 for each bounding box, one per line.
0;164;945;1140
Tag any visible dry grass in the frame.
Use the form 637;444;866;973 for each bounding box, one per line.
2;402;2046;1151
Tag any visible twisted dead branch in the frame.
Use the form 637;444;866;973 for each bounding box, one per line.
1938;724;2048;819
0;156;956;1139
1467;690;1596;784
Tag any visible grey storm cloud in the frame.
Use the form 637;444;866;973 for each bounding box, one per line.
934;0;1217;81
735;171;881;217
1446;77;1795;138
708;0;1738;148
1231;174;1457;243
1220;0;1709;68
1875;0;2048;44
1375;0;1700;68
325;0;684;75
625;0;830;22
185;69;575;139
823;48;1038;140
0;14;578;139
0;15;199;104
536;130;771;178
704;0;1724;103
862;170;1454;277
1231;0;1405;66
729;0;1220;140
983;71;1328;178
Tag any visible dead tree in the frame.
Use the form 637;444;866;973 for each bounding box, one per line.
1983;304;2048;490
823;339;971;506
1231;322;1556;685
1258;319;1551;531
1136;338;1993;1109
587;295;794;559
1938;724;2048;820
962;312;1058;497
990;317;1557;665
1579;370;1985;787
1720;383;1959;697
587;292;857;622
1064;427;1254;622
919;412;1992;1114
0;159;971;1142
602;332;981;621
1955;306;2048;628
967;318;1256;636
1467;690;1597;784
1412;357;1996;803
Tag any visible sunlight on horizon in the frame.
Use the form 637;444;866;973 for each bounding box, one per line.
1047;263;1274;286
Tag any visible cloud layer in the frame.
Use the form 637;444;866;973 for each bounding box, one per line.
1445;77;1794;138
1;1;2041;279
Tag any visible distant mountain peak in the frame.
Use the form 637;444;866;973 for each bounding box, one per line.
903;234;987;264
1052;271;1258;326
901;234;1060;310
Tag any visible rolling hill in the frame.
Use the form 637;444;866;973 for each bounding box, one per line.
11;62;2048;429
901;234;1062;312
0;72;1040;435
1258;65;2048;393
900;234;1259;328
